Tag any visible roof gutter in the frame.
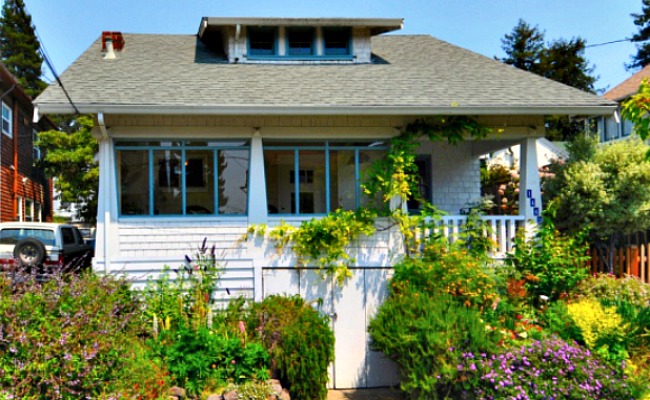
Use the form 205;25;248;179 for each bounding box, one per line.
34;103;618;117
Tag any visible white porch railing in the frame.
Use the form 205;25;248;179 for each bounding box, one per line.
418;215;526;257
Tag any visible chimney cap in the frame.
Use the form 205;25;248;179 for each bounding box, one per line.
102;31;124;52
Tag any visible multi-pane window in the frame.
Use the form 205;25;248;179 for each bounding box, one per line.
2;101;11;137
116;140;250;216
324;28;351;55
248;27;277;56
264;141;386;215
287;27;314;55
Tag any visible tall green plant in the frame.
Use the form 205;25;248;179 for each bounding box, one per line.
506;213;590;302
246;295;334;400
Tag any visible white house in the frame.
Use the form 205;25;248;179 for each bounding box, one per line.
34;17;615;389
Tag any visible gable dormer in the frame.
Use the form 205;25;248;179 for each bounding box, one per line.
198;17;403;64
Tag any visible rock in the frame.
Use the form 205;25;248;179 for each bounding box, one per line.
224;390;238;400
268;379;283;395
206;395;224;400
169;386;186;399
281;388;291;400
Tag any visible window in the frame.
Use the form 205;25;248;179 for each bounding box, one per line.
2;101;12;137
33;129;41;160
287;27;314;55
264;141;386;215
248;27;277;56
25;199;34;222
116;140;250;216
34;203;42;222
324;28;351;55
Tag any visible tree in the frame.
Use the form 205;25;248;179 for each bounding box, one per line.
36;116;99;223
0;0;46;98
628;0;650;71
540;38;595;93
499;20;597;140
545;137;650;272
499;19;545;73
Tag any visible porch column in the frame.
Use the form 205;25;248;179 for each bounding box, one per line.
518;137;542;231
248;129;267;224
94;133;117;274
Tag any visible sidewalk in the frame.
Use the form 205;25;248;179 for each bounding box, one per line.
327;388;405;400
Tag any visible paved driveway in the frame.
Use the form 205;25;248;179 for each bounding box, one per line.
327;388;405;400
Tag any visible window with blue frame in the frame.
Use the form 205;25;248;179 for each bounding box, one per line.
2;101;12;137
323;27;351;55
264;141;386;215
287;27;314;55
248;27;277;56
116;140;250;216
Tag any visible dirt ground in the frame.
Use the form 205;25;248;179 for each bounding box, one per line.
327;388;405;400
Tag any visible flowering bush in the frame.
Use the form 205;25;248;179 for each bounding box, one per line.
465;337;638;399
0;268;154;398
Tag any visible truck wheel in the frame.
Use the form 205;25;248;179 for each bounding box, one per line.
13;238;46;267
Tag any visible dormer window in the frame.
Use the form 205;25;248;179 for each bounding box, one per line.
287;27;314;56
199;17;403;64
324;28;351;55
249;27;277;56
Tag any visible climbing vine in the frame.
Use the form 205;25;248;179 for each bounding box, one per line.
248;116;492;283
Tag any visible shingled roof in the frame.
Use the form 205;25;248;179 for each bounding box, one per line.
35;33;616;116
603;64;650;102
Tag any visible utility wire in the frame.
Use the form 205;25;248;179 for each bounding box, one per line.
22;1;80;115
586;38;634;48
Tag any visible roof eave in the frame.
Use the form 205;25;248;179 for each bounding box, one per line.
34;103;618;117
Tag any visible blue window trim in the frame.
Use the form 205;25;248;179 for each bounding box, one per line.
263;141;387;216
286;26;315;57
247;26;278;57
115;140;251;218
246;26;354;61
323;27;353;56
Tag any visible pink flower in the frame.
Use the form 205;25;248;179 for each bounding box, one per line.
238;320;246;334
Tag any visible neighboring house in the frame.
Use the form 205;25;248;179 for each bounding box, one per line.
34;18;615;389
598;64;650;142
0;62;54;223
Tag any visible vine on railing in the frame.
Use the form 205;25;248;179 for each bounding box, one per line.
246;117;493;284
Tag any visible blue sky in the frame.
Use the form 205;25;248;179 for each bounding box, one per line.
21;0;641;93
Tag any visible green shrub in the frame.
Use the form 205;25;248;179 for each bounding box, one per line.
369;289;498;399
246;295;334;400
149;325;270;397
0;269;153;398
506;216;590;302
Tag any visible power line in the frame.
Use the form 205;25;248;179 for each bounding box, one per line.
22;2;80;115
586;38;633;48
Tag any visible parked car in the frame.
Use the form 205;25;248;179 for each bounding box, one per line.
76;226;96;250
0;222;93;271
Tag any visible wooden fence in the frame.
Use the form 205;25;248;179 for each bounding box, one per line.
589;244;650;284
